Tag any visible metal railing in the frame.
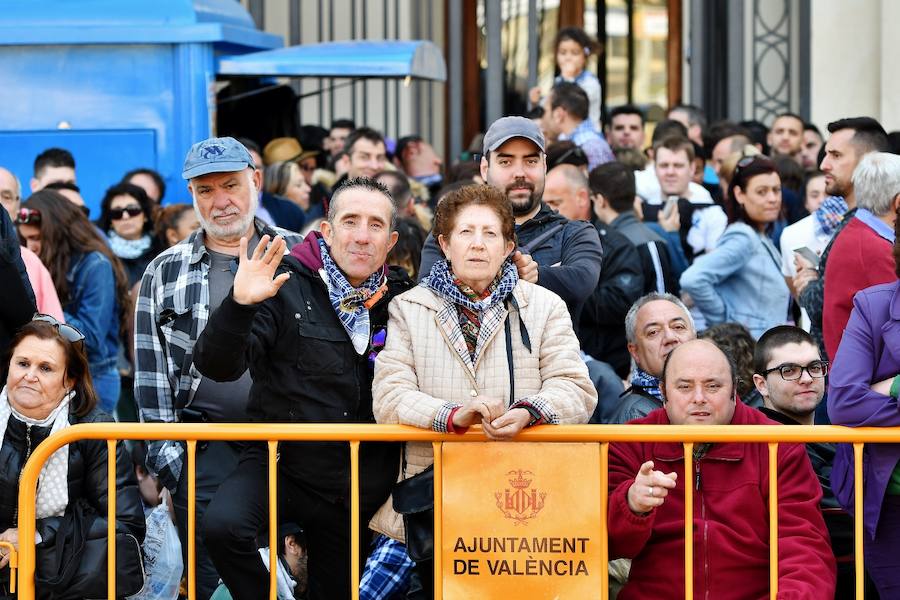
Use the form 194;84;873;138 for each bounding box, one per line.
10;423;885;599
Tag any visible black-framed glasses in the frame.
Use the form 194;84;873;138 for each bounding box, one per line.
15;207;41;225
760;361;829;381
31;313;85;344
109;205;143;220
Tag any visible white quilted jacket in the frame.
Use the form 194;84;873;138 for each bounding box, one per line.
369;280;597;541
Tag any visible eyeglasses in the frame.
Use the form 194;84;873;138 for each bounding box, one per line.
760;361;829;381
109;205;143;220
31;313;86;344
15;207;41;225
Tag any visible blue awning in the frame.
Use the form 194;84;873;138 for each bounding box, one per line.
217;40;446;82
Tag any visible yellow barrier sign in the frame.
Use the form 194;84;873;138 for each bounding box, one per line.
441;442;602;599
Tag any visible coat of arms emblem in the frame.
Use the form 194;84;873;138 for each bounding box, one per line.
495;469;546;524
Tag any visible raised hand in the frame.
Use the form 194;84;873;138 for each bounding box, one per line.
626;460;678;515
232;235;291;305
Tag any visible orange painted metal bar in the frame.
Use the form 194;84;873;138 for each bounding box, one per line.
268;441;279;600
854;443;864;600
107;440;117;600
350;441;360;600
186;440;197;600
683;443;693;600
433;441;443;600
599;442;609;600
0;541;16;593
768;442;778;599
13;423;887;599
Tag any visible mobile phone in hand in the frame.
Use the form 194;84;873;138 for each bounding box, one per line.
794;246;820;269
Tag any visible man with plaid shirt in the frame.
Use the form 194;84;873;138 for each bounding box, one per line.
134;136;301;600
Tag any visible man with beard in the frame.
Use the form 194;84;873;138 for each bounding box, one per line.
418;116;602;324
135;137;303;599
792;117;889;359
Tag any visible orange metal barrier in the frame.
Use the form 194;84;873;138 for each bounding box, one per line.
12;423;885;599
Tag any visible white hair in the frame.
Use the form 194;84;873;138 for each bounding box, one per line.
852;152;900;216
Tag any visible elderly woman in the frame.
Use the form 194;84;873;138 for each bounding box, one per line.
370;184;597;594
680;155;790;338
0;315;144;597
829;211;900;595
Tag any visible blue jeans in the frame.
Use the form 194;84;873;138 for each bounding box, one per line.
91;367;120;416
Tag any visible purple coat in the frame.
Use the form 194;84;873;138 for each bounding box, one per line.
829;279;900;539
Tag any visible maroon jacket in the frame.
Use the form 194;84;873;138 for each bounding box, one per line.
823;217;895;359
608;401;835;599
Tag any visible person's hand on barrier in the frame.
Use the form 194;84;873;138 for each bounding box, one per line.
232;235;290;306
512;251;539;284
482;408;531;441
627;461;677;515
0;527;19;568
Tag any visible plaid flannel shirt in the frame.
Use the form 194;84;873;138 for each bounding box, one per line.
359;534;414;600
134;218;302;491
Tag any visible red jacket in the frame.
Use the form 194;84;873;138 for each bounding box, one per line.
608;401;835;599
823;217;895;359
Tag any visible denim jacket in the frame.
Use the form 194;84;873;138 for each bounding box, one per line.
63;251;120;373
680;222;789;338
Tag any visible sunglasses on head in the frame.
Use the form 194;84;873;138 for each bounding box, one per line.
109;205;143;220
733;154;774;179
31;313;86;344
16;207;41;225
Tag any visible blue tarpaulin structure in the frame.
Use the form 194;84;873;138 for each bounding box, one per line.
218;40;446;81
0;0;446;212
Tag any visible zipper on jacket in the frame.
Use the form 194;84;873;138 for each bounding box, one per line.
13;425;33;523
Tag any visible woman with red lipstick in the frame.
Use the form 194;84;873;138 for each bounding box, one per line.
680;156;791;338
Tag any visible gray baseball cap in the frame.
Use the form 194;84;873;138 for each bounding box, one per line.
482;116;546;155
182;136;255;180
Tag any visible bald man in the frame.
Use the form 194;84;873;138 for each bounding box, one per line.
607;339;835;598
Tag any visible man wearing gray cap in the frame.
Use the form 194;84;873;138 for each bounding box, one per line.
134;136;302;599
418;116;603;326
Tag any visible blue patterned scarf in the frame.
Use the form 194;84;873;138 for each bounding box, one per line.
629;367;663;402
424;258;518;365
813;196;848;238
317;238;386;355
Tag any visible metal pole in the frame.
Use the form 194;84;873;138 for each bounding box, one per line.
526;0;538;109
448;0;463;162
485;0;504;124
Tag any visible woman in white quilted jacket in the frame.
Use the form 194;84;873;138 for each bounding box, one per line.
367;183;597;598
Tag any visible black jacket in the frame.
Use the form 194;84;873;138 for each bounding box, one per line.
194;257;412;510
261;192;307;234
419;203;603;325
578;218;644;378
0;407;145;590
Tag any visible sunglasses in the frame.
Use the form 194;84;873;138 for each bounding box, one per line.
16;207;41;225
733;154;774;180
109;205;143;220
31;313;86;344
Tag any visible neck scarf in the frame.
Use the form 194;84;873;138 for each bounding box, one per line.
317;238;386;355
630;367;663;403
258;548;299;600
813;196;848;238
108;231;153;260
424;258;518;363
0;386;72;519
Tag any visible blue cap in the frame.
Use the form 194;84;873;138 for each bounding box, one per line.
182;136;254;180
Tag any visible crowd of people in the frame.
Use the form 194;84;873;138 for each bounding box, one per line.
0;23;899;600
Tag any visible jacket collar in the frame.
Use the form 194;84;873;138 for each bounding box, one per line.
404;279;530;313
648;401;765;462
517;203;567;233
